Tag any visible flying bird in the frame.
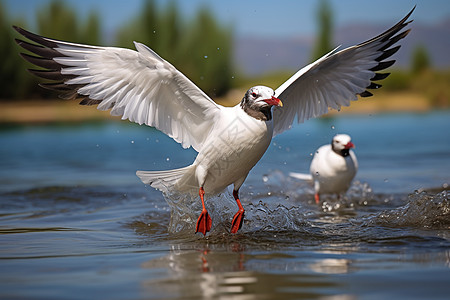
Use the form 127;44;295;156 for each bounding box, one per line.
13;7;414;235
290;134;358;203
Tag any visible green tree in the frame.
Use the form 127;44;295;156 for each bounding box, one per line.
116;0;159;49
158;0;181;64
411;44;431;74
0;2;35;99
36;0;79;42
115;2;233;97
179;7;233;97
36;0;102;45
311;0;333;61
80;11;101;45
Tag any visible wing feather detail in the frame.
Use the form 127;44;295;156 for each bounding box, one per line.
273;7;414;136
14;26;221;151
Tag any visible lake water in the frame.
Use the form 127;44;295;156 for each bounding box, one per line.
0;111;449;299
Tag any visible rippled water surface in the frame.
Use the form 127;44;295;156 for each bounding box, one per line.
1;112;449;299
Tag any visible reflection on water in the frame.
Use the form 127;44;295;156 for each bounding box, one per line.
140;246;346;299
1;181;449;299
0;177;448;298
133;180;450;299
1;112;450;299
139;238;450;299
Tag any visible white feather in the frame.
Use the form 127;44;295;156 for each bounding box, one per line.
51;40;221;152
272;13;409;136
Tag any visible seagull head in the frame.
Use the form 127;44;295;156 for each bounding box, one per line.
240;86;283;121
331;134;354;157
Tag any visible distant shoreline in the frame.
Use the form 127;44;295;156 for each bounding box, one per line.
0;91;443;125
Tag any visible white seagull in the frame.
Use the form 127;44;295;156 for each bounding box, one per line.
290;134;358;203
13;7;413;235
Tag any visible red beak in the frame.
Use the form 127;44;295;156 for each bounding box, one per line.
344;142;355;149
263;96;283;107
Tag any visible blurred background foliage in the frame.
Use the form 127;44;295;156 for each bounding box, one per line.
0;0;449;108
1;0;232;99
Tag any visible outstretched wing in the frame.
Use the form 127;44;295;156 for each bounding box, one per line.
14;26;222;152
272;7;414;136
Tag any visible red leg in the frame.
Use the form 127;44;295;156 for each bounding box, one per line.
195;187;212;235
314;193;320;204
231;189;245;233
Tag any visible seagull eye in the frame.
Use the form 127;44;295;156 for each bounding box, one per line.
251;92;257;98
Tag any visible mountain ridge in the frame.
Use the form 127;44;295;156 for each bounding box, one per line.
235;18;450;75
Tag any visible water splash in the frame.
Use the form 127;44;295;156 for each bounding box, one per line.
157;168;448;238
160;182;312;236
162;189;236;234
243;201;309;232
366;190;450;229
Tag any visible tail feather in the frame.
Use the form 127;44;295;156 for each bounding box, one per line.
136;165;197;193
289;172;313;181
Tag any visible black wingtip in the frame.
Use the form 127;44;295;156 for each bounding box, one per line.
12;25;58;48
398;6;416;26
13;26;36;40
371;73;390;81
370;60;396;72
20;53;62;70
359;91;373;98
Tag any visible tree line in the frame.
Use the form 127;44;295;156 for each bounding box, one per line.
0;0;233;100
2;0;442;106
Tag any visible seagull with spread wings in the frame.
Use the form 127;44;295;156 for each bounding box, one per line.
13;7;414;235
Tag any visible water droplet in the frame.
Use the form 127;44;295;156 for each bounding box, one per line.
310;153;313;156
384;178;389;183
166;157;170;162
217;47;220;50
153;30;156;34
331;125;335;129
231;76;235;79
131;140;135;144
204;55;208;59
262;175;268;183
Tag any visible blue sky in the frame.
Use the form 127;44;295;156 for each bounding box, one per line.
4;0;450;38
